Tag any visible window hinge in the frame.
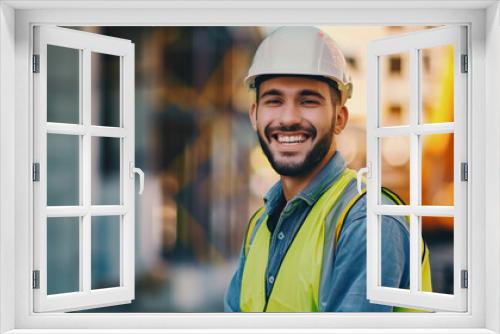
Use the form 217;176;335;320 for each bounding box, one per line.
32;163;40;182
33;270;40;289
32;55;40;73
461;269;468;289
461;54;468;73
461;162;468;182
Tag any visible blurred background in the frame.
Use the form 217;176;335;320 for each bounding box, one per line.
45;26;455;312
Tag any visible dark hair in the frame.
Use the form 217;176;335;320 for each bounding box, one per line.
254;74;341;106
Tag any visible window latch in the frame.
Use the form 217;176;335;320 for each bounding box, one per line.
356;163;371;194
129;162;145;195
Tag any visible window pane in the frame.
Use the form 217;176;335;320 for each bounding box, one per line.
91;52;121;127
379;52;410;127
47;217;80;295
421;133;454;206
421;216;454;294
92;216;121;289
47;45;80;124
91;137;121;205
420;45;454;124
379;215;410;290
47;134;80;206
380;136;410;205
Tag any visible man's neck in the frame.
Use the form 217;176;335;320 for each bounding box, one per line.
281;146;337;201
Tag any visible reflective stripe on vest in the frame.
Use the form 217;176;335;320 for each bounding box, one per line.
240;168;432;312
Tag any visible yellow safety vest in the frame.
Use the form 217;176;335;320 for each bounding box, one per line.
240;168;432;312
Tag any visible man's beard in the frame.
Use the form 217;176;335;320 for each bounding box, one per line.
257;120;335;177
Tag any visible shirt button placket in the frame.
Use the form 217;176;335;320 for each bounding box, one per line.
268;276;275;284
277;232;285;240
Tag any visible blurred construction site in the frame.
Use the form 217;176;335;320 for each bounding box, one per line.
46;26;455;312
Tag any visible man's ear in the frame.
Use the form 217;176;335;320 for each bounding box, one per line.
249;102;257;131
334;105;349;135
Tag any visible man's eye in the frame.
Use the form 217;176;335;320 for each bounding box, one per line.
302;99;319;105
265;99;281;105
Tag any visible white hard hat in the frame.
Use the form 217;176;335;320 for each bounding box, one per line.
245;26;353;105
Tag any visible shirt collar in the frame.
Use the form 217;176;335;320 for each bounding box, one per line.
263;151;347;211
263;179;285;216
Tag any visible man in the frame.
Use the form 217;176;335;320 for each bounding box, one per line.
224;26;418;312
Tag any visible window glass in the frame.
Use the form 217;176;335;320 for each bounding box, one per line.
380;215;410;290
47;134;80;206
421;216;454;294
91;52;121;127
380;136;410;205
379;52;410;127
421;133;454;206
91;137;121;205
47;217;80;295
91;216;121;290
420;45;454;124
47;45;80;124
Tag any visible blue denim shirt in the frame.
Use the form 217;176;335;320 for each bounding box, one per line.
224;151;410;312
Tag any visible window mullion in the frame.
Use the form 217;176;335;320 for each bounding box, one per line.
81;48;92;293
374;205;454;217
374;122;454;137
409;47;420;294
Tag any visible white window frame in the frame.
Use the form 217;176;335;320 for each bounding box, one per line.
32;26;136;312
366;25;468;312
0;1;499;333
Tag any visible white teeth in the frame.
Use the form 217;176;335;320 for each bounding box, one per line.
277;135;306;144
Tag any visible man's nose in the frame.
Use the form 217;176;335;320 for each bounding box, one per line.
278;102;302;125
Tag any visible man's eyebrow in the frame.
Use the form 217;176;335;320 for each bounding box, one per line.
299;89;326;100
260;89;283;99
260;88;326;100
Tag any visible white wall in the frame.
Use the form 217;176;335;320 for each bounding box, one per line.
0;2;15;333
0;3;497;332
485;2;500;333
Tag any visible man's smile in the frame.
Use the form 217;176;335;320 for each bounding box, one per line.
266;126;316;151
266;131;312;154
273;132;310;144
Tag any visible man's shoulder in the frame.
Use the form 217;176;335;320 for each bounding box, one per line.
343;191;367;223
335;188;409;235
322;177;366;224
